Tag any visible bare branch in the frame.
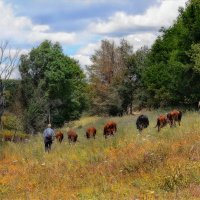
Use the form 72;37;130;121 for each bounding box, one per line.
0;41;20;80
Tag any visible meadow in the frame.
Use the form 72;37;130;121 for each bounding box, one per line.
1;110;200;199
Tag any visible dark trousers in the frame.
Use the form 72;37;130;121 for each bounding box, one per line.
44;137;52;152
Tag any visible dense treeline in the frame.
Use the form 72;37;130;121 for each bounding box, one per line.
87;0;200;115
144;0;200;107
2;0;200;132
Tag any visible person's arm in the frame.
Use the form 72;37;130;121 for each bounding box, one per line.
52;129;55;140
43;129;46;138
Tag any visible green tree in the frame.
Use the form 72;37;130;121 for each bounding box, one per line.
142;0;200;107
19;40;87;133
119;46;149;112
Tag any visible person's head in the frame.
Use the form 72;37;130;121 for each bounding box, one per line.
48;124;51;128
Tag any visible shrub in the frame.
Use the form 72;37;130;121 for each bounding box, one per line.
1;112;23;131
0;130;29;142
162;165;189;192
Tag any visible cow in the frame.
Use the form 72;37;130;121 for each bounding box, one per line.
67;130;78;143
167;109;182;127
86;127;96;139
155;115;168;132
3;134;12;141
55;131;64;143
103;121;117;139
136;115;149;132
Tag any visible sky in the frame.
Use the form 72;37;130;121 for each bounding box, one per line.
0;0;188;78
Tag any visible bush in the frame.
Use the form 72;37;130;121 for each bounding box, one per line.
1;112;23;131
0;130;29;142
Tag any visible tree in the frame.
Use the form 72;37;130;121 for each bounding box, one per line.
119;46;149;112
0;41;20;128
19;40;87;133
87;39;133;115
142;0;200;107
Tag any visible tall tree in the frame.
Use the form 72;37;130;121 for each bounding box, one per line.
19;40;87;133
87;39;133;115
119;46;149;112
142;0;200;107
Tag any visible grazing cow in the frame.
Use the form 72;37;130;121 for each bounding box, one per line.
4;134;12;141
67;130;78;143
167;109;182;127
136;115;149;132
103;121;117;139
155;115;168;132
55;131;64;143
86;127;96;139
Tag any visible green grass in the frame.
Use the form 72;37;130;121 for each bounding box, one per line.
1;111;200;199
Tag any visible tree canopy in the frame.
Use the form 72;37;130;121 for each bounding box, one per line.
19;40;88;133
143;0;200;107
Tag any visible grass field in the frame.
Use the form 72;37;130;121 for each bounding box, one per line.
1;110;200;199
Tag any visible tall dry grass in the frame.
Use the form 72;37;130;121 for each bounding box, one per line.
1;111;200;199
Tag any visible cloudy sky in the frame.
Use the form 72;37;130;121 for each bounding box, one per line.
0;0;188;77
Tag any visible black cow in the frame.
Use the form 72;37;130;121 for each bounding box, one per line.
136;115;149;132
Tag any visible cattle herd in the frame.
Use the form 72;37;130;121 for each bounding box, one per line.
55;109;182;144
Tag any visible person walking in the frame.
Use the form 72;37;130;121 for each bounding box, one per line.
43;124;55;152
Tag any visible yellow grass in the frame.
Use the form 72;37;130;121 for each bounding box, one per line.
1;111;200;199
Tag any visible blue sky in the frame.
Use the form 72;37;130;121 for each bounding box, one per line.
0;0;188;77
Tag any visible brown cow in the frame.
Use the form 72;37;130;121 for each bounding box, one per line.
67;129;78;143
55;131;64;143
155;115;168;132
86;127;96;139
167;109;182;127
4;134;12;141
103;121;117;139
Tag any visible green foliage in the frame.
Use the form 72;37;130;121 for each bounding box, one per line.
162;165;190;192
1;112;23;131
119;46;149;110
142;0;200;107
189;43;200;73
19;40;88;132
0;129;29;142
2;80;21;109
87;40;150;113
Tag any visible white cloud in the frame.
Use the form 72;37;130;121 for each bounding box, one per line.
0;0;76;45
32;25;50;32
88;0;187;34
3;48;29;60
0;0;188;76
78;42;101;56
125;32;158;50
72;43;100;68
72;54;92;67
27;32;76;44
0;48;30;79
77;0;187;67
72;32;158;68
